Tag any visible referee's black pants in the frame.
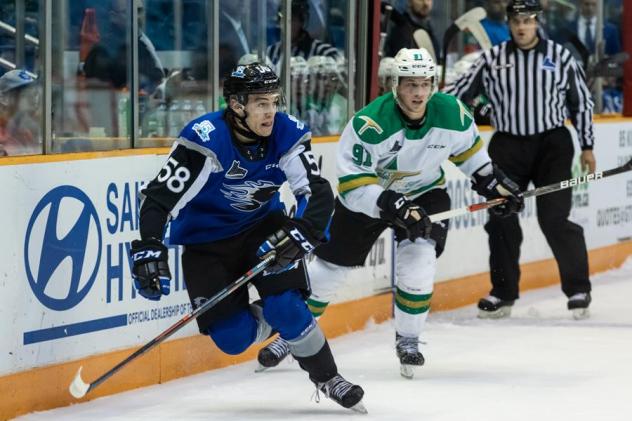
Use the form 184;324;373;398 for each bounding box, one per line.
485;127;591;300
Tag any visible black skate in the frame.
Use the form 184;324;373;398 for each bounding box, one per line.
477;295;514;319
313;374;367;413
567;292;591;320
255;336;290;372
396;333;424;379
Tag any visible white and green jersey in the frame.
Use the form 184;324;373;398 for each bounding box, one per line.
337;92;490;218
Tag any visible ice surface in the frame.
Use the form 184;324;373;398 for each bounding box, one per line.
18;259;632;420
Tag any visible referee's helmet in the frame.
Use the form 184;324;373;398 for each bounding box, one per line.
506;0;542;17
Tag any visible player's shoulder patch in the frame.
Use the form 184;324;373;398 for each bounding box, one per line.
427;92;473;132
351;93;401;144
180;110;224;145
192;119;215;142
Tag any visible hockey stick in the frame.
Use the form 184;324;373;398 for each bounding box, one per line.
413;28;436;62
429;158;632;223
440;7;489;88
379;4;393;59
69;252;278;399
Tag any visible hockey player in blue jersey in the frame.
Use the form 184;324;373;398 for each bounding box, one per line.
129;63;365;412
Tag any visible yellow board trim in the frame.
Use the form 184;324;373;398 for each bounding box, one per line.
1;241;631;419
0;136;340;166
3;114;632;164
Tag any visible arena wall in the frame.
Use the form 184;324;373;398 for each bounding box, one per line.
1;119;631;420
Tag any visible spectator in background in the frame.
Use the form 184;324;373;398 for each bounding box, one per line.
602;77;623;114
267;0;341;70
219;0;251;77
80;0;165;93
289;56;310;120
0;69;41;156
572;0;621;55
383;0;440;60
305;0;328;40
304;55;346;136
482;0;510;46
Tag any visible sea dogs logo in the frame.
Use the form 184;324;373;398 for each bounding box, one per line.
220;180;280;212
24;186;102;311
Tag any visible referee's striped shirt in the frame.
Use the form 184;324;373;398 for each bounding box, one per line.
446;38;595;149
267;30;342;67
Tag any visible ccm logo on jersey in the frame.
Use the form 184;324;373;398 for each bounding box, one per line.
132;250;162;261
289;228;316;252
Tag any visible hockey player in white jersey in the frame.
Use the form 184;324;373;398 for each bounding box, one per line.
258;48;524;378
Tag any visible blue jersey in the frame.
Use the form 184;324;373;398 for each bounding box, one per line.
141;110;330;245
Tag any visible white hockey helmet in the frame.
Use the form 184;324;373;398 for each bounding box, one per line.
290;55;309;78
378;57;395;79
378;57;395;95
391;48;437;100
307;55;338;76
238;53;274;68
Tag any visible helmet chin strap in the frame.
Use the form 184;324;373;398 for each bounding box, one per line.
227;105;259;142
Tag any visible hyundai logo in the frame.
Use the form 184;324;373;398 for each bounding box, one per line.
24;186;102;311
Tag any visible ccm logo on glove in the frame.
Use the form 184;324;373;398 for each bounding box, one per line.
132;249;163;261
289;227;316;253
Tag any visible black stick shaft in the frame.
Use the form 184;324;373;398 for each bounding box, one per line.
523;158;632;199
379;5;393;59
85;254;276;395
430;158;632;222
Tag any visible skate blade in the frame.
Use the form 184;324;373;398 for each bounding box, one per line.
572;308;590;320
255;363;272;373
400;364;416;379
478;306;512;319
350;401;368;414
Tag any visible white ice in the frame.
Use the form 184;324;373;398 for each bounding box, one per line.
17;258;632;421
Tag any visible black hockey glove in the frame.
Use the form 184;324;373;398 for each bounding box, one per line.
472;163;525;217
130;238;171;301
257;219;323;274
377;190;432;241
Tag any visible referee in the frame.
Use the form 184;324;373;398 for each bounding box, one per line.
446;0;595;319
267;0;342;69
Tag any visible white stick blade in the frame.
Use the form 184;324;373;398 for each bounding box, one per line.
69;366;90;399
412;29;437;62
455;6;486;28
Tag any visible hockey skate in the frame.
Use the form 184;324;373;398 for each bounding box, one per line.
568;292;591;320
255;336;290;372
477;295;514;319
396;333;424;379
313;373;367;413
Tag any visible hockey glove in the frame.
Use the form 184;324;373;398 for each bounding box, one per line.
377;190;432;241
472;163;525;217
257;219;322;274
130;238;171;301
